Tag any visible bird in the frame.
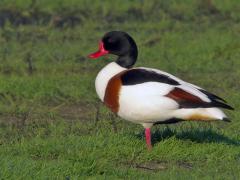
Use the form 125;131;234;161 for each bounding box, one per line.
88;31;234;150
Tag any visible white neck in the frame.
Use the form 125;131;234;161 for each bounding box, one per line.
95;62;126;101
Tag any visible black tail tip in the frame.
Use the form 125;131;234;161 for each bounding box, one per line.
222;117;231;122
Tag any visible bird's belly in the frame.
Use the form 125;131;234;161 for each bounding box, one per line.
117;109;172;124
117;91;178;124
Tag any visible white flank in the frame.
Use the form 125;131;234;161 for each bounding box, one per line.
118;82;178;123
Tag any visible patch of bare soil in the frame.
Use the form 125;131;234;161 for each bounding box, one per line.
134;161;168;172
177;161;193;169
131;160;193;172
56;102;96;121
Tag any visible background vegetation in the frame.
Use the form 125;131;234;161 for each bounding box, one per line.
0;0;239;179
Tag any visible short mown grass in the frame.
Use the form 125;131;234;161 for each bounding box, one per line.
0;0;239;179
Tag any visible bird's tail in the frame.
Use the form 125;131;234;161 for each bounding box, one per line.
174;108;229;122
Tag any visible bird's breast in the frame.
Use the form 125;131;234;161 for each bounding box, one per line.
95;62;126;102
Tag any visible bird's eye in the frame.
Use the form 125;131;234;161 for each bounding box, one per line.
108;38;114;43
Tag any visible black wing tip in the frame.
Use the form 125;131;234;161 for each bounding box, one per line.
228;106;234;110
199;89;234;110
218;103;234;110
199;89;227;103
212;100;234;110
222;117;231;122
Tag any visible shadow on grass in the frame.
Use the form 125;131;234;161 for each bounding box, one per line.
136;127;240;146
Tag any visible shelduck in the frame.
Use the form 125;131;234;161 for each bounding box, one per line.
88;31;234;150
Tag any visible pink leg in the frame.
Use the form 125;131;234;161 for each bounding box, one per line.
145;128;152;150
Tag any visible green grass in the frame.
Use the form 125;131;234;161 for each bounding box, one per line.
0;0;240;179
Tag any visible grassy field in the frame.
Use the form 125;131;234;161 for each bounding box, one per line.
0;0;239;179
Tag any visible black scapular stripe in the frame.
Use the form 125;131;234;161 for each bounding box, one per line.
121;69;180;85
